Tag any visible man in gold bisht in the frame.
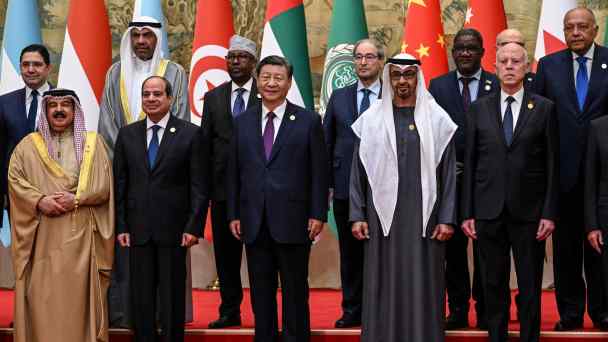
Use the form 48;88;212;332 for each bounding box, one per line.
8;88;114;342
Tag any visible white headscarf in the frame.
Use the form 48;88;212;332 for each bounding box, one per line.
351;53;457;237
119;16;164;122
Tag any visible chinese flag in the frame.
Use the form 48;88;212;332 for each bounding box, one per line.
402;0;448;85
463;0;508;72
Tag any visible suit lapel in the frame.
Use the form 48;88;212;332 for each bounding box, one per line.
247;79;261;110
511;91;533;146
267;102;297;165
13;89;28;131
449;72;465;113
489;92;508;147
151;115;179;171
136;120;151;171
559;51;580;116
478;71;495;98
583;45;607;115
249;103;266;163
221;82;233;117
349;84;359;119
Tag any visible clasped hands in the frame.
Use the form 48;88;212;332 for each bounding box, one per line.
117;232;199;248
37;191;75;217
461;218;555;241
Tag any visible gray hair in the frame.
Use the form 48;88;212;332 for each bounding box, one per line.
496;43;529;64
353;38;385;61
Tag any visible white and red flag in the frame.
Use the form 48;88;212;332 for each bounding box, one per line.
533;0;577;70
189;0;235;126
57;0;112;131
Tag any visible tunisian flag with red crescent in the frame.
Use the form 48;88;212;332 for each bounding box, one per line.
463;0;508;73
401;0;448;86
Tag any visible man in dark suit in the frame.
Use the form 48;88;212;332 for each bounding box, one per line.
535;7;608;330
585;116;608;331
428;28;497;330
462;43;559;342
496;29;535;91
227;55;328;342
322;38;384;328
0;44;52;228
114;76;208;342
201;34;260;329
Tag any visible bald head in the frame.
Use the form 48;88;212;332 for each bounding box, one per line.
496;29;526;48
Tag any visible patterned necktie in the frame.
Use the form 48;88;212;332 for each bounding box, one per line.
460;77;472;112
233;88;246;117
359;88;371;115
263;112;275;160
503;96;515;146
576;56;589;111
27;89;38;132
148;125;161;167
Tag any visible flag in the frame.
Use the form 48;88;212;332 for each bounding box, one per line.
319;0;368;115
189;0;234;126
133;0;170;58
0;0;42;95
402;0;448;85
261;0;314;109
604;15;608;46
57;0;112;131
533;0;577;70
463;0;507;73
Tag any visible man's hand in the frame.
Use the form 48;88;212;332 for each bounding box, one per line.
229;220;242;240
588;229;603;254
461;219;477;240
54;191;76;211
431;224;454;241
352;221;369;240
37;194;67;217
308;219;324;240
117;233;130;247
181;233;199;248
536;219;555;241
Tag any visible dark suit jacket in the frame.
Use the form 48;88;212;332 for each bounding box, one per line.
428;70;498;162
462;91;559;222
227;101;329;245
201;79;260;201
535;44;608;193
113;114;209;246
585;116;608;232
323;83;381;200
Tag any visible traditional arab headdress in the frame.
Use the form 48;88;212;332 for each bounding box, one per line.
351;53;457;237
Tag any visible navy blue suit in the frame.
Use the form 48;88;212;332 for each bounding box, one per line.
227;101;328;342
428;69;498;323
535;44;608;324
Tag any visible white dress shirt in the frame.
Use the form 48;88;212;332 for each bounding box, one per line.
456;68;482;102
500;87;524;132
356;79;381;111
261;101;286;142
25;82;50;125
572;44;594;87
230;77;254;112
146;112;171;147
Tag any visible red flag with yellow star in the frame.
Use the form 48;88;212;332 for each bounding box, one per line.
463;0;507;72
402;0;448;85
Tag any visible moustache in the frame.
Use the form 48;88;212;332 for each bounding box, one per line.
52;111;67;118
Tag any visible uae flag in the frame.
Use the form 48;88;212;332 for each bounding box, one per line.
260;0;314;109
402;0;448;85
57;0;112;131
189;0;234;126
463;0;507;73
533;0;577;70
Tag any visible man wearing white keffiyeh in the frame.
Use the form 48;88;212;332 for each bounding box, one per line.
349;53;458;342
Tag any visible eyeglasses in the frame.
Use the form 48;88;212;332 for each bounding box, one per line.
226;53;251;61
354;54;379;62
453;46;482;54
389;71;417;81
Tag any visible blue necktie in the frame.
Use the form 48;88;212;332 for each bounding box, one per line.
503;96;515;146
359;88;371;115
232;88;246;117
27;89;38;132
148;125;161;167
576;56;589;111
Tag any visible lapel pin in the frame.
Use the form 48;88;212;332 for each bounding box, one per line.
528;102;534;110
602;63;607;70
169;127;176;133
257;93;262;98
484;84;491;91
289;114;296;121
408;124;416;131
527;77;533;82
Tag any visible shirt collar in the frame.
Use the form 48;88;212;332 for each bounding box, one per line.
500;87;524;104
262;100;287;121
572;43;595;61
26;82;50;99
231;77;254;94
146;112;171;130
456;68;482;81
357;78;381;95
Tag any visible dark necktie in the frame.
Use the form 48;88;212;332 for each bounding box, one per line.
503;96;515;146
27;89;38;132
263;112;275;160
460;77;472;112
148;125;161;167
576;56;589;111
359;88;371;115
233;88;246;117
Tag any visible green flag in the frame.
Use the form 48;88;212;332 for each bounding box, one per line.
319;0;369;115
605;16;608;46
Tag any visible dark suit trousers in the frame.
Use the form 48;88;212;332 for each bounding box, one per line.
554;185;607;323
211;201;244;317
245;224;311;342
130;242;187;342
477;212;544;342
333;198;363;318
